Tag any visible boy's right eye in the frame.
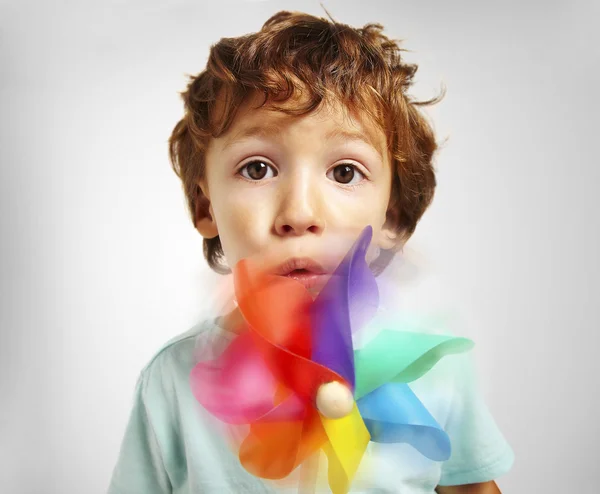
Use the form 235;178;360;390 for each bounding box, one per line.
238;160;277;181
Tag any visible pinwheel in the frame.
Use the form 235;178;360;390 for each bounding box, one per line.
190;226;474;493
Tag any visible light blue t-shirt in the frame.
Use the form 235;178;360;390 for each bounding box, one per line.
107;317;514;493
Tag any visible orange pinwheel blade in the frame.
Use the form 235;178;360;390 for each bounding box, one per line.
234;258;313;358
239;408;328;480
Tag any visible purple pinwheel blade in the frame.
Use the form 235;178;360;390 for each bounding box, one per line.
310;226;379;390
347;226;379;334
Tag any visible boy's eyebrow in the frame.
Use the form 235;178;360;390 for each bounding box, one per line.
223;123;384;161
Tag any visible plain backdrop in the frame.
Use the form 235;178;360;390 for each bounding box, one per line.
1;0;598;492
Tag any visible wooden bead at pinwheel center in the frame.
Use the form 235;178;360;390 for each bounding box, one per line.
315;381;354;419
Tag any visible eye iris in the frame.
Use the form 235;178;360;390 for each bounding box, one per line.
246;161;268;180
334;164;354;184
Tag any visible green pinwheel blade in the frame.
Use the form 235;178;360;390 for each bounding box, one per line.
353;330;474;400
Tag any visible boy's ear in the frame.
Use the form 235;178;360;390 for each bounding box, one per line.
377;212;399;250
377;224;398;250
195;180;219;239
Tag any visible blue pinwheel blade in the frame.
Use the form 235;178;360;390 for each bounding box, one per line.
310;226;378;389
356;382;451;461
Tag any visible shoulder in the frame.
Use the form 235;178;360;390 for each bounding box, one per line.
109;318;233;492
127;316;236;453
136;318;223;398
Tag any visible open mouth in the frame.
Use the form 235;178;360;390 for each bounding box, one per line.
287;268;310;275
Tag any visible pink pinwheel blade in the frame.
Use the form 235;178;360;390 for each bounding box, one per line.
190;331;304;424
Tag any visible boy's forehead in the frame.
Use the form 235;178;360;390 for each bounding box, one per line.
212;89;387;158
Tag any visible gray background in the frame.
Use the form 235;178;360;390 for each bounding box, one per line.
1;0;598;492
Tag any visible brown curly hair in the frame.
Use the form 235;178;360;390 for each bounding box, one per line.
168;8;444;275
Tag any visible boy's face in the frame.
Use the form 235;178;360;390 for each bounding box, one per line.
197;90;397;295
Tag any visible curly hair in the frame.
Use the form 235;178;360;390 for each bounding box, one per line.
168;9;444;275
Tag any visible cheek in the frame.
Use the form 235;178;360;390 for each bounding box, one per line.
331;191;389;260
212;196;269;255
334;189;389;227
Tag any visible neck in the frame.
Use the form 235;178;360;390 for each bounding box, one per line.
216;305;246;334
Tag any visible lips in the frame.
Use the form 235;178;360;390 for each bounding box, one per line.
273;257;330;292
273;257;327;276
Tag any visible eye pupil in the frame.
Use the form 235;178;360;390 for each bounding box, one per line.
246;161;268;180
334;164;354;184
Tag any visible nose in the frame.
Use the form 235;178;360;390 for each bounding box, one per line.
274;169;325;237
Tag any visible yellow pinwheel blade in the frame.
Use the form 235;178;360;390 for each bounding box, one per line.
320;403;371;494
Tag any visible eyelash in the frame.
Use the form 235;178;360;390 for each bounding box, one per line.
236;159;369;189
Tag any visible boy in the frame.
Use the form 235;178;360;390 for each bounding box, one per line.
108;10;513;494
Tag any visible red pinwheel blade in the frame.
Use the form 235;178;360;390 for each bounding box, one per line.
234;257;344;403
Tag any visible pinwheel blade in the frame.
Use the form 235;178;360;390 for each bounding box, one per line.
234;258;313;358
240;420;305;480
353;330;474;400
310;226;379;389
240;408;327;480
356;382;451;461
346;226;380;334
190;331;305;424
320;403;371;494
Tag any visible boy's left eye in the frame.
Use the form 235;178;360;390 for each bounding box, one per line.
327;164;366;185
